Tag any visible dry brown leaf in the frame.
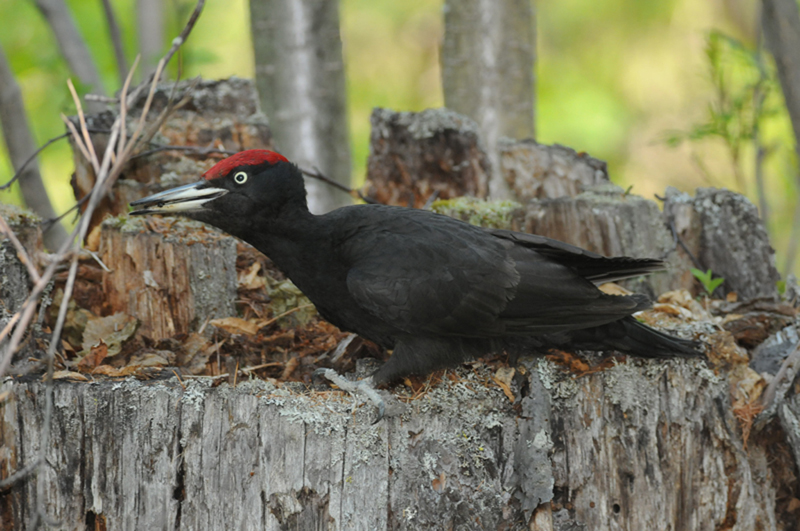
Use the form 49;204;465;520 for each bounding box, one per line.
210;316;269;336
598;283;632;296
238;261;266;290
85;224;102;252
92;365;142;377
80;313;138;358
77;342;108;372
52;370;89;381
432;472;447;493
493;367;516;402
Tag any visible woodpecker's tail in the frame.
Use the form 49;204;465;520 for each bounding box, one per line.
566;316;702;358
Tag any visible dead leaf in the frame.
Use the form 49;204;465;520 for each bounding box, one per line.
493;367;516;402
238;261;265;290
80;313;138;358
210;316;268;336
178;333;215;374
128;352;170;368
85;224;102;252
92;365;141;377
432;472;447;492
52;370;89;381
598;283;632;296
77;342;108;372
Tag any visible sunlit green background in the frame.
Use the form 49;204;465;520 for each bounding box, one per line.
0;0;797;276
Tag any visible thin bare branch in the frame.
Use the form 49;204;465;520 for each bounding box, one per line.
301;166;378;204
118;55;140;160
66;79;100;172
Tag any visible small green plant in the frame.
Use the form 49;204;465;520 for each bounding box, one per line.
691;268;725;296
776;279;786;296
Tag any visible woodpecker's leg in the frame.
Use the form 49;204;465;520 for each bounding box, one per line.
313;368;386;423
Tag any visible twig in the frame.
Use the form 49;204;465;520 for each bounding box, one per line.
130;144;237;161
66;79;100;172
0;133;68;191
300;166;378;204
262;304;315;328
117;55;139;160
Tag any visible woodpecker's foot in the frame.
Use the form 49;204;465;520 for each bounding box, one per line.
313;368;386;423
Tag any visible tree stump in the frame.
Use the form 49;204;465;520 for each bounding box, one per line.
366;108;492;207
498;138;609;202
1;354;797;530
98;216;238;341
664;187;781;300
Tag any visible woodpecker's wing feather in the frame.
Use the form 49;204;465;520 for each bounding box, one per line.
340;207;651;337
488;229;665;284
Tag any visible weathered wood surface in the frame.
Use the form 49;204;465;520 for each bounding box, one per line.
98;216;238;340
367;109;612;208
664;187;781;300
366;108;492;207
1;356;797;530
498;138;609;202
0;204;44;373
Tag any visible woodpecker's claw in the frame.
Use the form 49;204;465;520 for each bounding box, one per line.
313;368;386;423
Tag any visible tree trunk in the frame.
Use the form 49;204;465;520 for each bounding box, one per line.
34;0;106;108
441;0;536;200
0;356;797;530
250;0;352;213
762;0;800;276
136;0;164;78
0;43;69;251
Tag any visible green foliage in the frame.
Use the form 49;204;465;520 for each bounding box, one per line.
691;268;725;296
776;279;786;296
663;31;783;188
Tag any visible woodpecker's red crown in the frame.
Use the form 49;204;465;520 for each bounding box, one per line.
203;149;289;180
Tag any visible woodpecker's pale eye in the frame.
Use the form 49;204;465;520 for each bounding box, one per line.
233;171;248;185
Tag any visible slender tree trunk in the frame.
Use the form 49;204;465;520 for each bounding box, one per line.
250;0;352;213
441;0;536;200
101;0;129;87
137;0;164;78
762;0;800;276
0;44;68;251
33;0;105;112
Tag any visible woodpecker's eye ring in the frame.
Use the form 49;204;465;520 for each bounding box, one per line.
233;171;248;185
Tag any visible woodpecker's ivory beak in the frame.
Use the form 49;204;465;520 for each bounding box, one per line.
129;182;228;215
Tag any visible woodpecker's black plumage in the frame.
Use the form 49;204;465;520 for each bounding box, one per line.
130;150;700;386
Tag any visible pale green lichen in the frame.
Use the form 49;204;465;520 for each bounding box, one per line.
431;197;522;229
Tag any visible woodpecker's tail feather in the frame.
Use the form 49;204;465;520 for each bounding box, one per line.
565;316;702;358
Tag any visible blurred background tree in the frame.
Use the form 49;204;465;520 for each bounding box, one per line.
0;0;797;275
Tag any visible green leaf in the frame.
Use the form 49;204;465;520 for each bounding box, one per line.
691;268;725;296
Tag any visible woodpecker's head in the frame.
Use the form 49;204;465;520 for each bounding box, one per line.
129;150;307;236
